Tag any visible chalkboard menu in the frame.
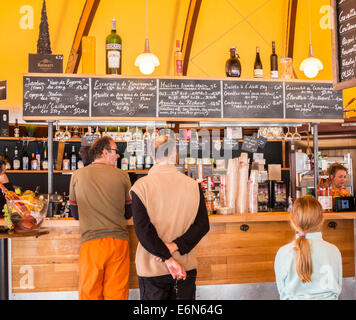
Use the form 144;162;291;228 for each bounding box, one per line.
331;0;356;90
223;81;283;118
23;76;90;117
91;78;157;117
158;79;221;118
285;82;343;119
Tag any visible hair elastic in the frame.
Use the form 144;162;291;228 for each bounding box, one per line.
297;233;306;237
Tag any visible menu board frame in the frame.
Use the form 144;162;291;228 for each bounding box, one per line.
331;0;356;90
22;74;344;123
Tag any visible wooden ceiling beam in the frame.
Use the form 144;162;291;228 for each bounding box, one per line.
285;0;298;59
181;0;202;76
65;0;100;74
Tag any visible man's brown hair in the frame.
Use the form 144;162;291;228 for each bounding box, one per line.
88;136;113;161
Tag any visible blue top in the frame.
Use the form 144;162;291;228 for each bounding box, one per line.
274;232;342;300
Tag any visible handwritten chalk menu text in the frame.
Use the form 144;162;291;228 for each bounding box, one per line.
336;0;356;82
91;78;157;117
158;79;221;118
23;76;89;117
285;82;343;119
223;81;283;118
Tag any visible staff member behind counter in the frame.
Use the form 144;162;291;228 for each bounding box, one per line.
328;162;351;196
0;160;14;215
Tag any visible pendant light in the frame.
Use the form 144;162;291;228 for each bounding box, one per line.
134;0;160;75
299;0;323;78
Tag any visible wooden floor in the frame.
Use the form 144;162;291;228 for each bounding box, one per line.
8;217;355;293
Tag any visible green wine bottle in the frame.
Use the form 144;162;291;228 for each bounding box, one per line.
106;19;122;74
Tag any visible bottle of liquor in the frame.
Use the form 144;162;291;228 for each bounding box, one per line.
42;145;48;170
106;18;122;75
136;153;144;170
31;153;38;171
22;145;29;170
94;126;101;137
14;118;20;138
174;40;183;76
35;149;41;171
225;46;241;77
77;151;84;169
129;152;136;170
71;146;77;171
121;154;129;170
270;41;278;79
13;146;21;170
204;176;215;215
254;46;263;78
145;154;153;170
133;127;142;141
4;147;11;170
62;152;70;171
317;162;332;212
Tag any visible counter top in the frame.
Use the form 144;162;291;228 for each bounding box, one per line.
2;211;356;229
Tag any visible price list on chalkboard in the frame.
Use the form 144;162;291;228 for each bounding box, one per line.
223;81;283;118
285;82;343;119
91;78;157;117
158;79;222;118
23;76;90;117
336;0;356;82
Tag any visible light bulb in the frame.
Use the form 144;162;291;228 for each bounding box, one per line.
134;39;160;75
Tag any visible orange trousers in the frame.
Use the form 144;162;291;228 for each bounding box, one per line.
78;237;130;300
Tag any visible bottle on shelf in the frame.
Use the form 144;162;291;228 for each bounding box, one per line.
4;147;11;170
62;152;70;171
145;154;153;170
129;152;136;170
106;18;122;75
254;46;263;78
225;46;241;77
174;40;183;76
204;176;215;215
30;153;38;171
85;126;92;136
35;149;41;171
14;118;20;138
121;154;129;170
133;127;142;141
77;151;84;169
22;145;29;170
71;146;77;171
136;153;144;170
42;144;48;170
270;41;278;79
63;126;71;140
115;127;123;141
317;161;333;212
13;146;21;170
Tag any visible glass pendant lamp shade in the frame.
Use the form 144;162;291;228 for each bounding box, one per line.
134;39;160;75
299;44;323;78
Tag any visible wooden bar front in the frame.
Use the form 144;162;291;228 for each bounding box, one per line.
4;212;356;293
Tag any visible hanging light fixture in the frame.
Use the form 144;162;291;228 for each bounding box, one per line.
299;0;323;78
134;0;160;75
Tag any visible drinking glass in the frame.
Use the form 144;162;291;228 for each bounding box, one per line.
280;57;294;79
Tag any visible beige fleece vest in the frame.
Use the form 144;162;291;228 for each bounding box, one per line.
130;164;200;277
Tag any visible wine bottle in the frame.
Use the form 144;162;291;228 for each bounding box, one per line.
22;145;29;170
71;146;77;171
42;145;48;170
225;46;241;77
3;147;11;170
0;183;31;219
13;146;21;170
14;118;20;138
254;46;263;78
270;41;278;79
174;40;183;76
106;19;122;75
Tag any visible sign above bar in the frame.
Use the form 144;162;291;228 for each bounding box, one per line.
22;74;343;123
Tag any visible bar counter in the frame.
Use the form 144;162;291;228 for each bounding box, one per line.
2;211;356;294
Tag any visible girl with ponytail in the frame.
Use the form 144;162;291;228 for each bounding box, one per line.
274;196;342;299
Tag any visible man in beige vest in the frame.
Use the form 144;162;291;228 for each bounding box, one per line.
130;136;209;300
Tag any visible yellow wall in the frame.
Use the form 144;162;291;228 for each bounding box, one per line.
0;0;355;122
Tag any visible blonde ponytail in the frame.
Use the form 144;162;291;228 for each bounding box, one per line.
290;196;323;283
